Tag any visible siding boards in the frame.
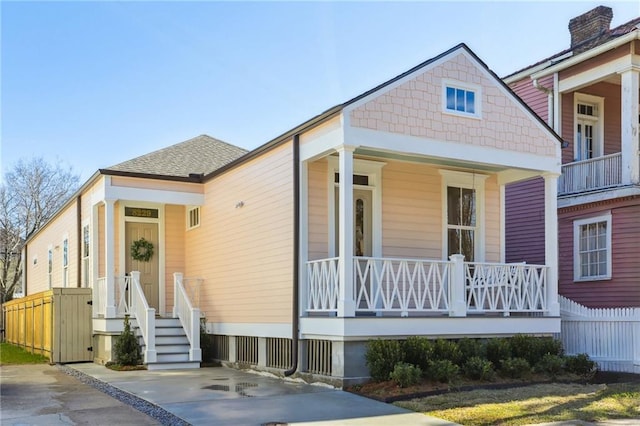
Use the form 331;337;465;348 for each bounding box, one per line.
558;197;640;308
164;204;186;313
505;177;545;265
509;75;552;124
186;142;294;325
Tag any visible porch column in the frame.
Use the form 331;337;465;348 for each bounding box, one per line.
337;145;355;317
619;67;640;185
543;173;560;317
104;199;116;318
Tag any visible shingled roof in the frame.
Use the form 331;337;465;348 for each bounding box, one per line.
102;134;248;179
504;12;640;79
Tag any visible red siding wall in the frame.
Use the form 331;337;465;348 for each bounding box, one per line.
509;75;552;125
558;197;640;308
505;177;545;265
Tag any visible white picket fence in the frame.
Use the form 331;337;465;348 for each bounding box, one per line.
559;296;640;374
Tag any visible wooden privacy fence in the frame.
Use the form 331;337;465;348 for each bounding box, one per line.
2;288;93;363
559;296;640;374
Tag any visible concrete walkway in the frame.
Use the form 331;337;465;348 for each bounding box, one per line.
69;363;457;426
0;364;160;425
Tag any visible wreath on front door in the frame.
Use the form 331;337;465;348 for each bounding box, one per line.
131;238;154;262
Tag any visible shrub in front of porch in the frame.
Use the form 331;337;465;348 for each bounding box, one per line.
112;315;142;367
365;339;404;381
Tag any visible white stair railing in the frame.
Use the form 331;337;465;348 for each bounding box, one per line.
130;271;156;363
173;273;202;362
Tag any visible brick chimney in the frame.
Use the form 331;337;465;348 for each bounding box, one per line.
568;5;613;53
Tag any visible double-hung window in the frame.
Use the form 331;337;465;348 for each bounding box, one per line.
48;247;53;289
62;237;69;287
574;214;611;281
82;224;90;287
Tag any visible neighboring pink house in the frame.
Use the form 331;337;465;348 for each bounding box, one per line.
505;6;640;309
20;44;563;385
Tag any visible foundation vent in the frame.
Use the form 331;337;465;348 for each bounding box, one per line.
212;335;229;361
306;339;332;376
266;338;293;369
236;336;259;365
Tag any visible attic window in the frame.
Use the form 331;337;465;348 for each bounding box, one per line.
187;206;200;230
443;80;481;118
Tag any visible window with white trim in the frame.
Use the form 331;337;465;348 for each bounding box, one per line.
574;93;603;161
440;170;488;262
62;237;69;287
187;206;200;230
82;224;90;287
574;214;611;281
48;247;53;289
443;80;481;118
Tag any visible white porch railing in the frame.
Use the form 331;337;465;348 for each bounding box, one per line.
558;153;622;195
306;256;550;317
354;257;450;316
129;271;156;363
93;275;132;317
466;262;547;314
173;273;202;362
307;257;340;312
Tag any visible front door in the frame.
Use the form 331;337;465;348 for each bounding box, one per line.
125;222;159;311
334;188;373;256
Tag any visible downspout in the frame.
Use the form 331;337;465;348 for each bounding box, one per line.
533;78;554;128
284;134;300;377
76;195;82;287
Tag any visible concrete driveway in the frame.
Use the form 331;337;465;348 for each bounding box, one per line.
0;364;160;425
70;363;455;425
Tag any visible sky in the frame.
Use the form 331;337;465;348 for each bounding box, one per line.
2;1;640;182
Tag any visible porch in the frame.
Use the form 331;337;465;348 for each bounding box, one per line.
558;152;640;195
91;272;202;369
306;255;549;318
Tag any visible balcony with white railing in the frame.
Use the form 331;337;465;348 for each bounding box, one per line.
93;275;132;318
558;153;622;195
306;255;549;318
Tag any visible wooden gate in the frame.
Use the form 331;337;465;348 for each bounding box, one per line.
2;288;93;363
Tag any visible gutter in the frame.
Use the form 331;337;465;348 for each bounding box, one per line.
284;134;300;377
533;78;554;129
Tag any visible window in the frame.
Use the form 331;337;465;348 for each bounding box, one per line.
447;186;476;262
574;93;603;161
440;170;488;262
48;248;53;289
574;214;612;281
187;206;200;230
62;237;69;287
82;224;90;287
443;80;481;117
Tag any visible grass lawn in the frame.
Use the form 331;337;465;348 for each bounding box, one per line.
0;342;49;365
395;381;640;426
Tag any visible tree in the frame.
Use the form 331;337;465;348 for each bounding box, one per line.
0;157;80;304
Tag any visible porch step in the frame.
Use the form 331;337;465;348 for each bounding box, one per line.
131;316;200;370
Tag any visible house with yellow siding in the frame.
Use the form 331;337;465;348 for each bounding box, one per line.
19;43;563;385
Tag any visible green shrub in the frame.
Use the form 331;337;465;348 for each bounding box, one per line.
200;318;215;362
463;356;495;381
500;357;531;379
533;337;564;359
535;354;565;379
509;334;534;362
403;336;433;372
486;338;512;369
565;353;598;380
457;338;485;363
427;359;460;383
365;339;404;381
113;315;142;366
389;362;422;388
432;339;462;365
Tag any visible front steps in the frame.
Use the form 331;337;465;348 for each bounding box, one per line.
132;317;200;370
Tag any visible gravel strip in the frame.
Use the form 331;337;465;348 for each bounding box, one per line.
58;364;191;426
